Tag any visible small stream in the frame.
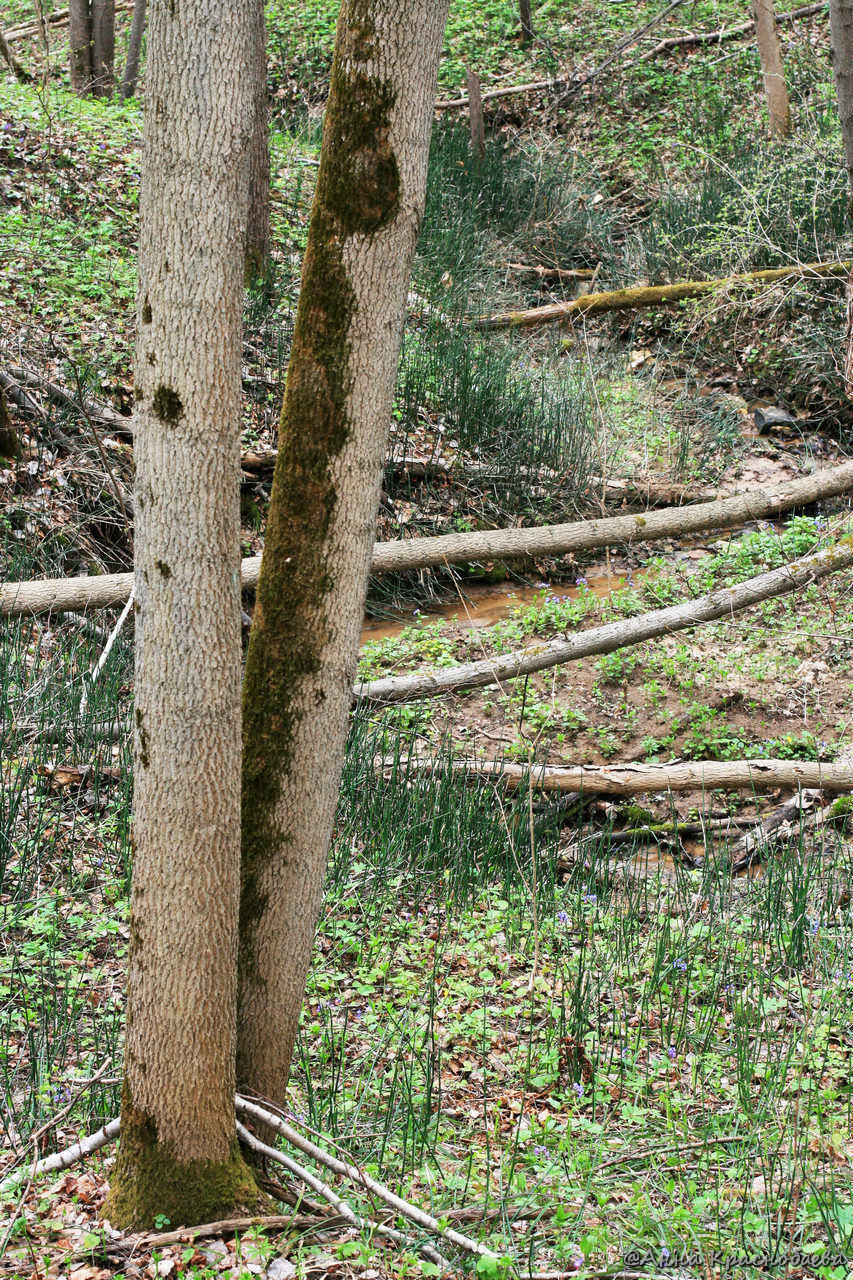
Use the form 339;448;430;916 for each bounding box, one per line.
360;568;628;646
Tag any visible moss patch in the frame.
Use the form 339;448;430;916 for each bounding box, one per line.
239;2;401;1052
105;1092;263;1231
152;385;183;424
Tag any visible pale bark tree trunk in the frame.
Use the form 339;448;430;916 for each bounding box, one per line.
120;0;146;98
68;0;92;93
245;0;271;280
105;0;259;1231
829;0;853;393
0;26;32;82
238;0;450;1114
91;0;115;95
752;0;792;137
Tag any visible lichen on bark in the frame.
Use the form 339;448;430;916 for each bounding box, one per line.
238;5;400;998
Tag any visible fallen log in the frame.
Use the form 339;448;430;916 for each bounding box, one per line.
477;260;852;331
435;74;571;111
504;262;597;281
641;1;826;60
356;534;853;704
5;2;133;44
388;756;853;797
4;462;853;616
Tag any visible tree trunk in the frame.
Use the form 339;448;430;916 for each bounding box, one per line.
120;0;146;98
466;63;486;160
245;0;271;280
105;0;259;1231
237;0;450;1115
831;0;853;199
519;0;534;44
68;0;92;93
752;0;793;137
0;26;32;82
91;0;114;94
0;386;20;460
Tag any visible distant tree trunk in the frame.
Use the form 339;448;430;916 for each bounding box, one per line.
519;0;534;44
752;0;792;137
120;0;146;98
105;0;260;1231
829;0;853;392
68;0;92;93
91;0;115;95
0;387;20;460
466;64;486;160
237;0;450;1119
0;25;32;83
245;0;271;280
831;0;853;202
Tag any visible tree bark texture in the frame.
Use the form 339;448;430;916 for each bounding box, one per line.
753;0;793;136
831;0;853;201
237;0;450;1114
68;0;92;92
466;64;486;160
479;259;850;329
5;459;853;618
0;385;20;459
245;0;271;279
120;0;146;98
91;0;114;94
357;536;853;705
105;0;258;1231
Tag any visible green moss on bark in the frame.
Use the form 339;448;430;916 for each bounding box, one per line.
238;0;401;1058
106;1091;262;1231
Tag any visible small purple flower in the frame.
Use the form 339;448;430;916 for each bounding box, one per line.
583;892;597;904
660;1246;671;1264
576;577;588;586
570;1257;584;1272
668;1046;676;1059
572;1081;584;1099
557;909;569;925
809;918;819;937
533;1144;547;1157
673;958;687;973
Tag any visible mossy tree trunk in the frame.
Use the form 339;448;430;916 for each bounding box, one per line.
752;0;792;137
69;0;93;93
0;387;20;461
237;0;450;1115
106;0;260;1232
120;0;147;99
245;0;271;280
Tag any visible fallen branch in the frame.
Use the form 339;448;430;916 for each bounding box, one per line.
504;262;597;281
356;534;853;704
5;461;853;618
641;1;826;60
78;587;134;716
0;1118;120;1193
5;3;133;44
435;74;571;111
476;260;852;331
235;1121;452;1270
236;1096;498;1261
0;25;32;80
1;364;133;438
389;756;853;797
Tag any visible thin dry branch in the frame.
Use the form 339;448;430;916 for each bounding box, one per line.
641;1;826;59
477;260;852;331
236;1096;499;1261
0;1118;120;1193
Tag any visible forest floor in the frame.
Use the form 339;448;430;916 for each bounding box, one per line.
4;2;853;1278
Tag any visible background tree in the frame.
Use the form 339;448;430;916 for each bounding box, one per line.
830;0;853;393
91;0;115;95
120;0;147;99
752;0;792;137
68;0;92;93
519;0;534;45
238;0;450;1115
246;0;271;279
105;0;259;1230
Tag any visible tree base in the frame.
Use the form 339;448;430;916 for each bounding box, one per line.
105;1103;265;1231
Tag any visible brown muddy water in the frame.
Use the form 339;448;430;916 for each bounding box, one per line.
360;569;628;645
